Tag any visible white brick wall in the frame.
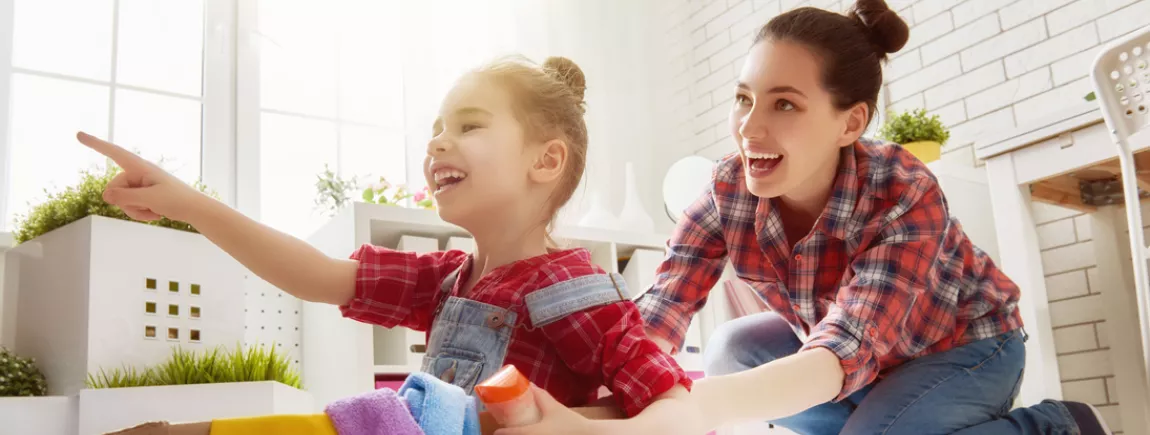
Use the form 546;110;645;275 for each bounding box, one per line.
1032;200;1133;432
650;0;1141;431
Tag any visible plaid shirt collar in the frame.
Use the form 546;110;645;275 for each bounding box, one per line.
722;143;868;259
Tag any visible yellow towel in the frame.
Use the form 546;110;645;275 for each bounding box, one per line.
209;414;337;435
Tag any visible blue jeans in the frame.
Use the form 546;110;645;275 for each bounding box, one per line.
704;312;1081;435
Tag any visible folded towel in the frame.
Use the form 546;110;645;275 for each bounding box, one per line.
209;414;338;435
399;372;481;435
324;388;424;435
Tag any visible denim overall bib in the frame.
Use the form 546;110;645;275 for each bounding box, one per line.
421;267;632;405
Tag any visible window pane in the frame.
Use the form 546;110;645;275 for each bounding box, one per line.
113;89;203;183
258;0;337;117
116;0;205;96
337;2;404;128
259;113;337;237
339;125;406;188
6;74;109;229
12;0;115;81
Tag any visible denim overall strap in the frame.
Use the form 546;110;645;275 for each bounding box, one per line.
422;295;519;395
524;273;631;328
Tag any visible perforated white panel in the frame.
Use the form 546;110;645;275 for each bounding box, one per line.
1093;36;1150;138
243;275;303;367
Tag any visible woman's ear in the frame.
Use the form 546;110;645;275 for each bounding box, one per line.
529;139;568;184
838;102;869;147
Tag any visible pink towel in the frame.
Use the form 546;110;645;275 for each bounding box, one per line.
325;388;425;435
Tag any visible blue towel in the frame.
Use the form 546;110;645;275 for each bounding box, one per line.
398;372;480;435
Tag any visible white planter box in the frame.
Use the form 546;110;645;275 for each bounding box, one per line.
78;381;313;435
1;216;246;396
0;396;79;435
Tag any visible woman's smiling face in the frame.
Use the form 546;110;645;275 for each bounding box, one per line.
729;39;866;201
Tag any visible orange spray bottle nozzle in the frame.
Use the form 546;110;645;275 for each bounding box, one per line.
474;364;531;404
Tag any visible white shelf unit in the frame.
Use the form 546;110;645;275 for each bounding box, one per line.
301;202;704;407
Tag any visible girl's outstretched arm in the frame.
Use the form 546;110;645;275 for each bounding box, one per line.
77;132;358;305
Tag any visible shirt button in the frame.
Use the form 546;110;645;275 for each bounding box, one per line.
486;313;504;328
795;254;803;260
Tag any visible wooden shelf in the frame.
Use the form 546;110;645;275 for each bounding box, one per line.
1029;149;1150;212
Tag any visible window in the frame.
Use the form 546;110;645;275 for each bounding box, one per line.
168;304;179;316
145;278;157;290
144;301;156;314
190;284;201;295
168;281;179;293
3;1;540;239
190;306;201;319
2;0;207;228
144;325;156;339
167;327;179;341
190;329;201;342
248;0;406;238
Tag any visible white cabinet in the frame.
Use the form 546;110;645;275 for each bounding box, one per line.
926;160;1001;265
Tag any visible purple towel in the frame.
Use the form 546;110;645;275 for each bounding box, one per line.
325;388;425;435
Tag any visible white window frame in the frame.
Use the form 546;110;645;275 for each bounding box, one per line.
234;0;260;219
0;0;241;230
202;0;239;209
232;1;412;228
0;0;15;226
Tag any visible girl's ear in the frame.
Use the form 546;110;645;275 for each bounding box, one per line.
529;139;568;184
838;102;869;148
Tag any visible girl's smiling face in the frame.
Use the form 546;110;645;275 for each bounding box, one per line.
424;75;537;228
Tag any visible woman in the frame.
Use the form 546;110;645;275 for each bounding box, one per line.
496;1;1112;434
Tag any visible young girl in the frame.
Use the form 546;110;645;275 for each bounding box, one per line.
501;2;1112;435
76;55;690;420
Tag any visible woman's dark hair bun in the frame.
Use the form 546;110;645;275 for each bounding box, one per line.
849;0;909;56
543;56;587;102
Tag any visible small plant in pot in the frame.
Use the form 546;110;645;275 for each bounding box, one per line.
314;165;435;216
0;346;49;397
877;108;951;164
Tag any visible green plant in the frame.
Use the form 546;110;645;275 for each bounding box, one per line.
86;344;302;389
878;108;951;145
13;165;213;244
0;346;48;397
315;164;360;216
362;177;434;210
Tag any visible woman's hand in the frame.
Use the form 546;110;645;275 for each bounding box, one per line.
493;386;607;435
76;131;207;223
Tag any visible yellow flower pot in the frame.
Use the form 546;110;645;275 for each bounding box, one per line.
902;140;941;163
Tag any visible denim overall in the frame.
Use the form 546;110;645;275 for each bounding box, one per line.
420;267;632;406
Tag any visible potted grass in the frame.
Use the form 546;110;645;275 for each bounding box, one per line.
1;165;248;399
877;108;951;164
79;344;312;435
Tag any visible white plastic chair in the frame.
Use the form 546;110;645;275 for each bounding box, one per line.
1090;24;1150;427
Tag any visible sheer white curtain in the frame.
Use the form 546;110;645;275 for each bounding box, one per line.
392;0;664;229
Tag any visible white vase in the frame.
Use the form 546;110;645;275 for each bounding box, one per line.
577;190;621;230
618;162;655;233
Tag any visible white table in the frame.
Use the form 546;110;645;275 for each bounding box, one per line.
977;102;1150;434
